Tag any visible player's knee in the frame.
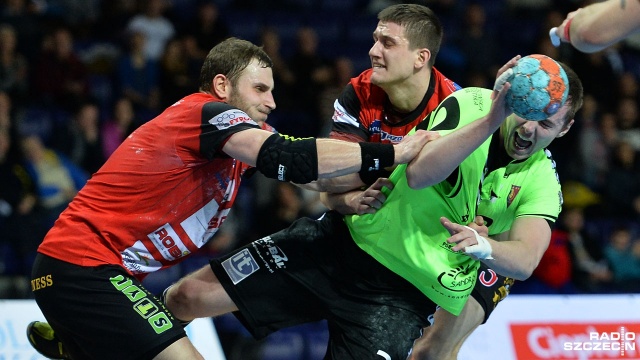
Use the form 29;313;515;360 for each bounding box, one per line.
166;280;200;319
410;328;456;360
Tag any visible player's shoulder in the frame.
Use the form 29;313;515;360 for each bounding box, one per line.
432;66;462;93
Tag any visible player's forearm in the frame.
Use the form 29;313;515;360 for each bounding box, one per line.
564;0;640;53
481;238;543;280
319;191;360;214
405;119;497;189
302;174;364;193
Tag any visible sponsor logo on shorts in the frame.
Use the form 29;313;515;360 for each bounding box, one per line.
31;274;53;291
110;275;173;334
222;249;259;284
478;268;498;287
252;236;288;273
491;277;514;306
437;264;475;292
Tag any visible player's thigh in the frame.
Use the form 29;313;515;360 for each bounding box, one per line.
411;299;485;360
31;254;187;360
154;337;203;360
327;300;432;360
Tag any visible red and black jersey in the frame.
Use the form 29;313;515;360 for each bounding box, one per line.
330;67;460;143
38;93;275;280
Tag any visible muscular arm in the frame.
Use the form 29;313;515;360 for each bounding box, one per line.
444;216;551;280
222;128;430;187
557;0;640;53
405;81;513;189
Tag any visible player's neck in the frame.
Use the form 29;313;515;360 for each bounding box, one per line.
384;72;431;113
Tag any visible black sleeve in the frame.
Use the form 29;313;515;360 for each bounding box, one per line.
199;102;262;160
331;84;369;140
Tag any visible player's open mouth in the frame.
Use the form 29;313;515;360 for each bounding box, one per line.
372;63;385;69
514;133;532;150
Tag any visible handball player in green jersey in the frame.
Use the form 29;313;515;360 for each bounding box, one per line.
410;62;584;360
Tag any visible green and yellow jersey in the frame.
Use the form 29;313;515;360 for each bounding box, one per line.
344;87;493;315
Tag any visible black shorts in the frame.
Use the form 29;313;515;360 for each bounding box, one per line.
31;253;187;360
470;262;515;323
210;211;437;360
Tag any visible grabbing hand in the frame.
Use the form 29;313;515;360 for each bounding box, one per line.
440;216;494;260
392;130;440;165
350;178;394;215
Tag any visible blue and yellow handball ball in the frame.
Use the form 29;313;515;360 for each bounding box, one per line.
506;54;569;121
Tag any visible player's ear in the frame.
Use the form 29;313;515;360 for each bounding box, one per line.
557;119;574;138
212;74;230;99
416;48;431;69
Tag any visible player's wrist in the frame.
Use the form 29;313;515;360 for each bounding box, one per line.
462;226;494;260
358;142;394;173
563;17;573;43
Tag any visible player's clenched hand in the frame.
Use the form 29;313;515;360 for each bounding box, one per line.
392;130;440;165
350;178;394;215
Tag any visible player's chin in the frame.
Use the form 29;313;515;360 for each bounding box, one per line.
508;139;533;159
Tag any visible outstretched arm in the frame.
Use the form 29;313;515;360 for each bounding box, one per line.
555;0;640;53
222;128;432;188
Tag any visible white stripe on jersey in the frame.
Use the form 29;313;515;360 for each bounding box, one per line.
332;99;359;127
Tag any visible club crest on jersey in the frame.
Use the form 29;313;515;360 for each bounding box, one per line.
507;185;521;207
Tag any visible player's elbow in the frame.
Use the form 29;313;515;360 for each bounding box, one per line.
573;28;611;53
512;259;541;281
406;167;438;189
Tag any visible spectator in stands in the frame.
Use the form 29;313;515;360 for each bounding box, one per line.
561;207;613;293
615;97;640;151
159;37;197;109
101;97;139;159
52;100;106;175
31;26;89;111
259;27;295;112
317;56;355;136
125;0;175;61
0;0;44;61
20;134;88;230
183;1;229;58
0;24;28;107
0;126;37;271
287;26;333;137
603;225;640;292
116;30;161;120
603;140;640;219
454;2;499;82
525;222;577;294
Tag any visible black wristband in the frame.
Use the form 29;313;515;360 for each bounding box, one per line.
359;142;394;173
358;168;393;186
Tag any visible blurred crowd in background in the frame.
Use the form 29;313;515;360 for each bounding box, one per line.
0;0;639;327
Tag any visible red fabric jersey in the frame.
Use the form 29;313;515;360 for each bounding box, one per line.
330;67;460;143
38;93;274;280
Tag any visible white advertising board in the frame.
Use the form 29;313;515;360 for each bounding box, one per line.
0;299;226;359
459;294;640;360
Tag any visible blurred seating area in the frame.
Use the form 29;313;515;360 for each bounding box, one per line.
1;0;640;358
